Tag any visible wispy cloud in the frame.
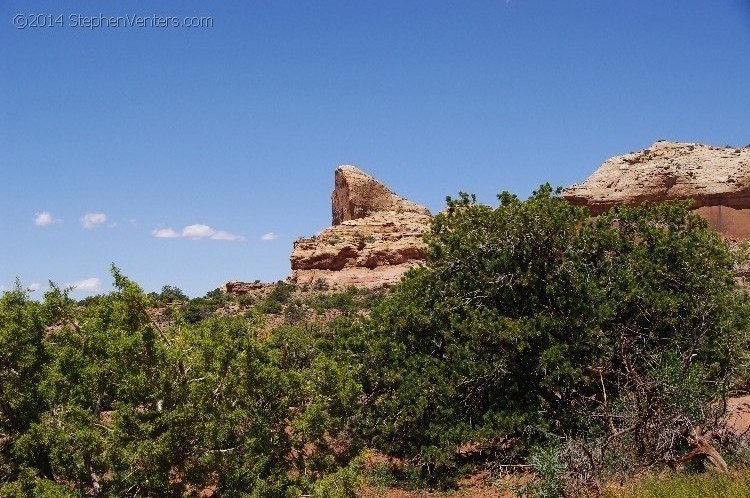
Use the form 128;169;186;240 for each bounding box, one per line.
27;282;42;292
210;230;244;241
34;211;60;226
81;213;107;229
0;285;7;293
260;232;278;241
151;227;180;238
152;223;244;241
66;277;101;293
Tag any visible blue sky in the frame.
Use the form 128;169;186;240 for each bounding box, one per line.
2;0;749;297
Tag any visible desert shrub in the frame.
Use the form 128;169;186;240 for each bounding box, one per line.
347;186;748;486
255;281;295;315
312;278;330;292
0;467;79;497
0;268;363;496
157;285;189;304
304;286;385;315
310;455;365;498
519;446;567;498
179;298;213;323
284;299;306;324
177;287;234;324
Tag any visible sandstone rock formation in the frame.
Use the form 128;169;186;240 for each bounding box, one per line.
290;166;431;288
222;280;274;296
564;141;750;238
332;165;430;225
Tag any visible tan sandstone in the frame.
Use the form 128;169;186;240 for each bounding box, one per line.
564;141;750;238
290;166;431;289
332;165;430;225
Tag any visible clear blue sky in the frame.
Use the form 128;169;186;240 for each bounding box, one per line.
2;0;749;297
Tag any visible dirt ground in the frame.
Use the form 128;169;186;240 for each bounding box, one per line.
726;395;750;437
359;471;515;498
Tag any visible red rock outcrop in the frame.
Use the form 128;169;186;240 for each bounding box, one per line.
222;280;275;296
290;166;431;289
564;141;750;238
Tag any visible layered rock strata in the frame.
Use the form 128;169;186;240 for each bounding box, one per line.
564;141;750;238
331;165;430;225
290;165;431;289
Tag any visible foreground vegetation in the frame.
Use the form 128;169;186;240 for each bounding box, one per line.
604;469;750;498
1;186;749;496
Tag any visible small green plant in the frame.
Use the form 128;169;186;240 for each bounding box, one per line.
284;300;306;324
310;456;365;498
312;278;330;292
518;446;567;498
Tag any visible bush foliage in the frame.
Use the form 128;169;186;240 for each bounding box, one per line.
0;268;363;496
1;186;748;495
344;186;748;485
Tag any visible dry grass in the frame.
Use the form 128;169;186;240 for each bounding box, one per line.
603;469;750;498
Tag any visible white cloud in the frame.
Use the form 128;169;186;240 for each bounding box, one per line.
151;224;244;241
66;277;101;293
81;213;107;229
182;224;216;239
27;282;42;292
210;230;244;241
151;227;180;238
130;218;138;227
260;232;278;241
34;211;59;226
0;285;7;292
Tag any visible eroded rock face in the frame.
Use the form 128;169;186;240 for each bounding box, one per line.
222;280;275;296
332;165;430;225
291;166;431;289
564;141;750;238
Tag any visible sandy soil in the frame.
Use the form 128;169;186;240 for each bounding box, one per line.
359;471;515;498
726;394;750;437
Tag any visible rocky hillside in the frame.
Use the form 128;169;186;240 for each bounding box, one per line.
290;165;431;289
223;141;750;294
564;141;750;238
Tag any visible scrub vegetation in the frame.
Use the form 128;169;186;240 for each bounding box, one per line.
1;186;748;496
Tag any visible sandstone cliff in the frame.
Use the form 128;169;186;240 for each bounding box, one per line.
290;166;431;289
332;165;430;225
564;141;750;238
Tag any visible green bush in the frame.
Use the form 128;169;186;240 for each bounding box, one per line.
346;186;747;485
2;184;748;495
303;286;384;315
255;281;295;315
0;268;363;496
